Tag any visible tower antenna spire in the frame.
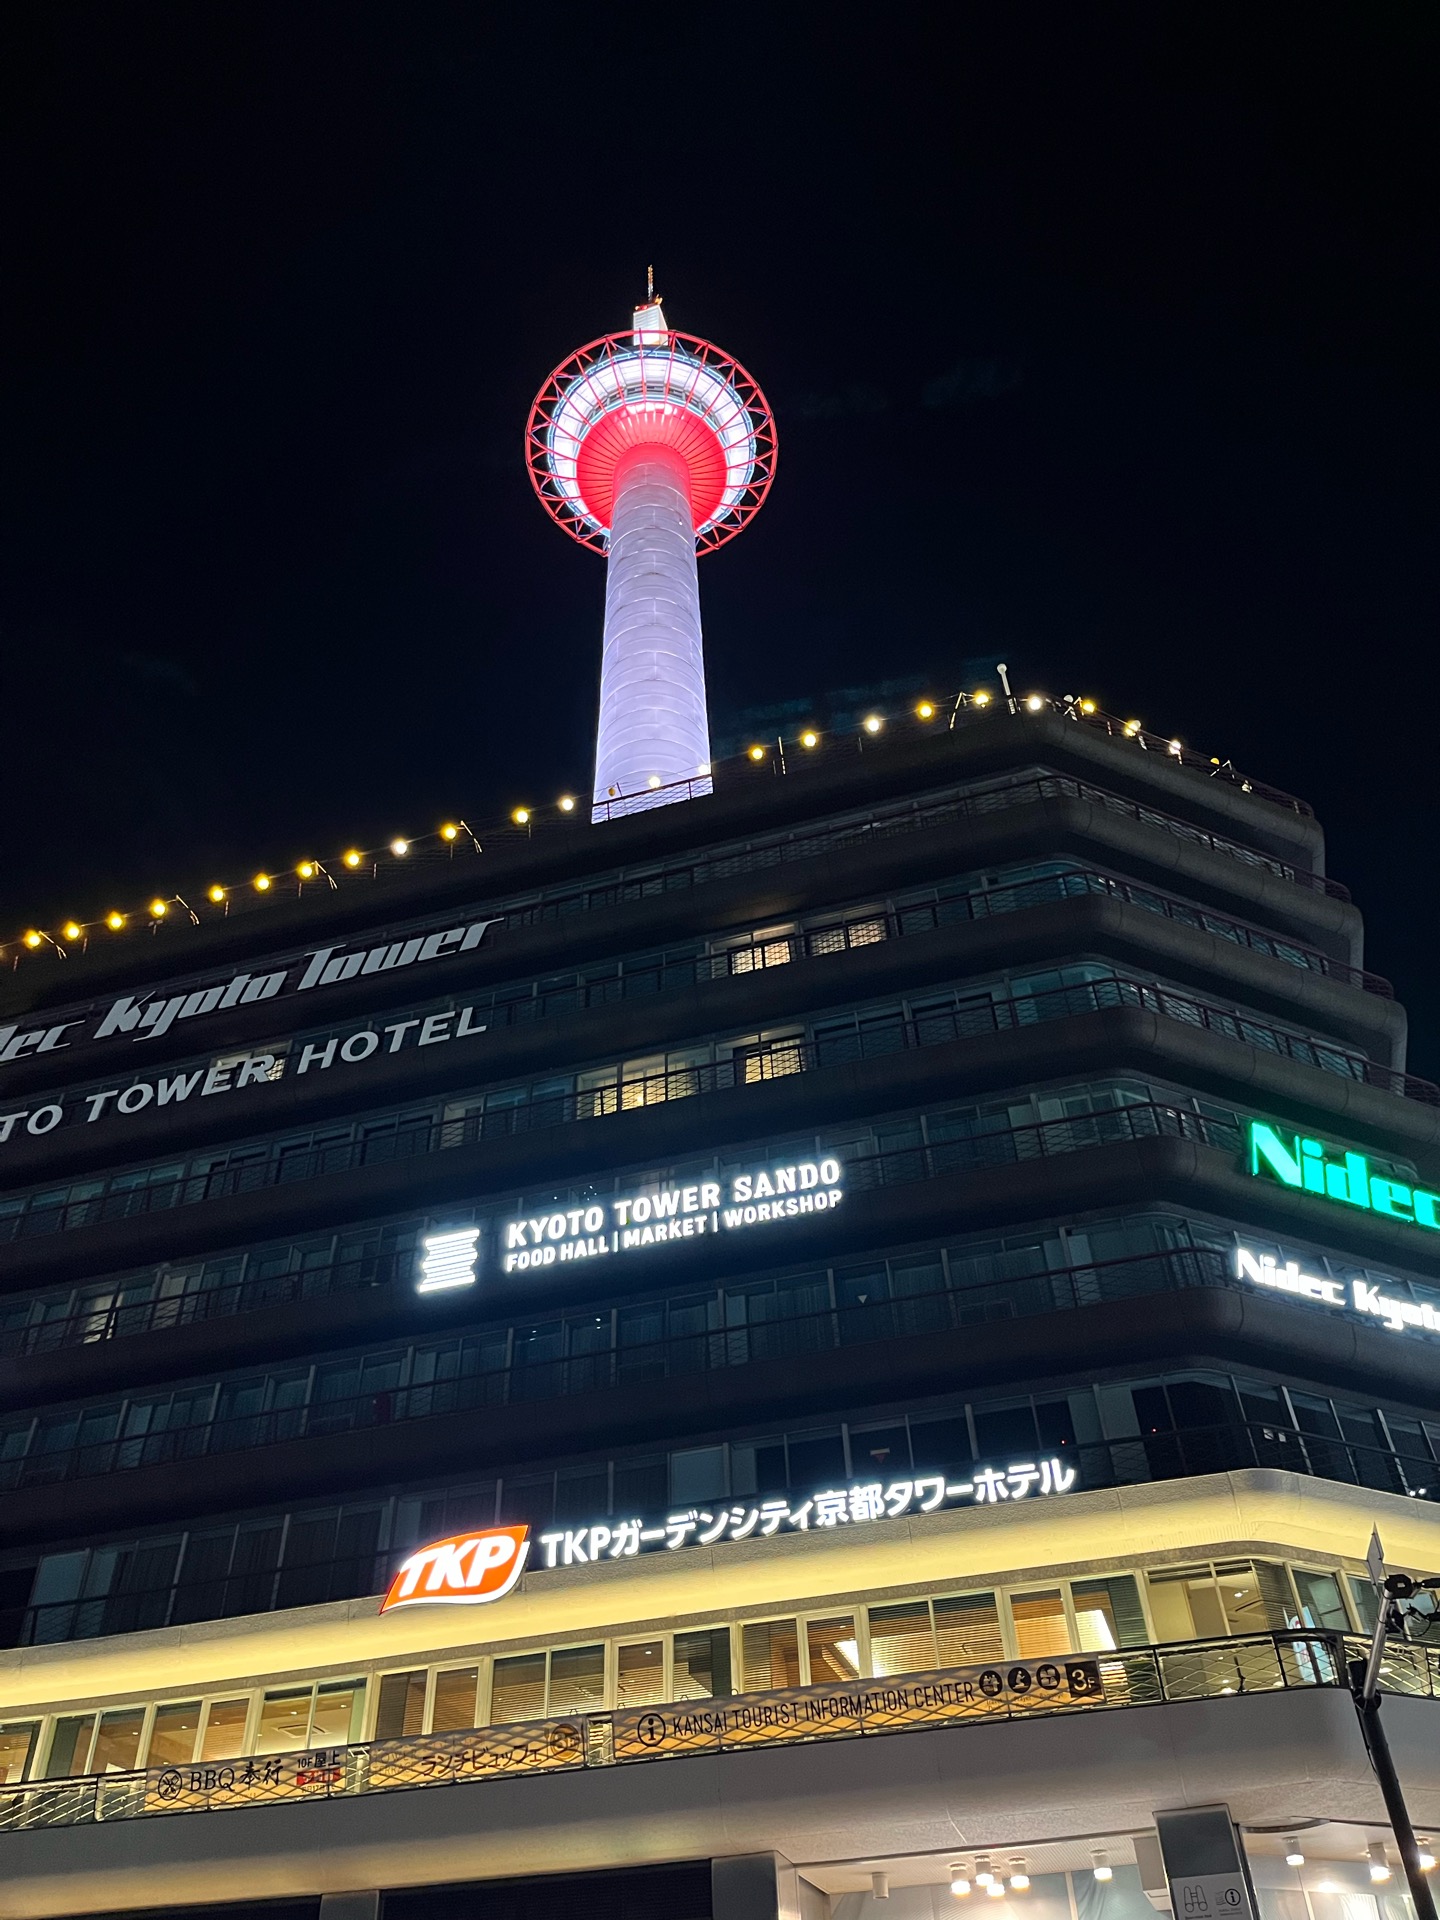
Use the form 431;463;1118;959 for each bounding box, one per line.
526;298;777;821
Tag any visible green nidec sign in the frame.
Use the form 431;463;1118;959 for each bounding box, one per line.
1247;1120;1440;1233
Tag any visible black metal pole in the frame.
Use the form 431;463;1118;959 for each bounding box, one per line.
1348;1657;1439;1920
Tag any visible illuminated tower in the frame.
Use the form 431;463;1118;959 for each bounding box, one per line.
527;285;776;821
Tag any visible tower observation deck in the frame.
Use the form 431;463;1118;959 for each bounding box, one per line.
526;292;776;822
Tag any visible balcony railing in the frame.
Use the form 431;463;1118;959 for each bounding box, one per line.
4;948;1416;1246
6;1232;1439;1502
0;1631;1429;1835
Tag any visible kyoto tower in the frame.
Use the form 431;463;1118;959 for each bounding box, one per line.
526;280;776;821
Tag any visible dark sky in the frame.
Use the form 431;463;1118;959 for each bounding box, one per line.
4;10;1437;1062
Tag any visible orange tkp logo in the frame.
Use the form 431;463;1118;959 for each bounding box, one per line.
381;1526;530;1613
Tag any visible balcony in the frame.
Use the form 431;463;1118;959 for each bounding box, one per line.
0;1629;1431;1837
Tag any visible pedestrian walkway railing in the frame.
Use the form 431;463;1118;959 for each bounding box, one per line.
0;1630;1429;1834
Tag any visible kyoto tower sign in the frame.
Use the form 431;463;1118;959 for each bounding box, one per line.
526;283;776;821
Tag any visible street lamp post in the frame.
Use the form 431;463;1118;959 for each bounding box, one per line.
1348;1563;1440;1920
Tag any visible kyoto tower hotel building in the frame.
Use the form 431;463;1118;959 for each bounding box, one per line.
0;291;1433;1920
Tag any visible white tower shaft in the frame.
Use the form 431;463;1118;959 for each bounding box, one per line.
592;443;713;820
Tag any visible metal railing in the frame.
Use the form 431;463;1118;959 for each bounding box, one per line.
7;1234;1440;1500
0;1631;1429;1834
518;772;1345;932
4;700;1314;981
4;955;1413;1245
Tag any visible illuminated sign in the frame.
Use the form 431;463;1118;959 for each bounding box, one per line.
417;1228;480;1293
1247;1120;1440;1232
383;1461;1079;1610
500;1157;844;1273
0;915;503;1067
381;1526;530;1612
1236;1246;1440;1338
536;1459;1077;1568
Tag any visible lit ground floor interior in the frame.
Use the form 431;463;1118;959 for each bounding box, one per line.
2;1684;1435;1920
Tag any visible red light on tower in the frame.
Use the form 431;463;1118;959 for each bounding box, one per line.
527;280;776;820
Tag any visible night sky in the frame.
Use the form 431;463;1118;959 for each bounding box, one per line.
5;11;1437;1061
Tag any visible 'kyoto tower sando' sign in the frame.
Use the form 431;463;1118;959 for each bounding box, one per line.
526;283;776;821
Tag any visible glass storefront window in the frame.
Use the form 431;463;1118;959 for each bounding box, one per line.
199;1698;248;1759
491;1653;546;1724
806;1615;861;1683
743;1619;801;1692
1010;1589;1070;1657
673;1628;731;1700
376;1671;427;1740
933;1593;1003;1665
431;1667;478;1732
255;1689;311;1754
1071;1576;1148;1650
310;1682;364;1746
548;1646;604;1716
147;1702;201;1766
616;1641;665;1708
869;1601;937;1676
0;1721;38;1785
44;1715;95;1778
90;1708;145;1773
1291;1569;1350;1630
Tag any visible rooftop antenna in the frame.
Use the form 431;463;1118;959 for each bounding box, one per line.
646;263;655;303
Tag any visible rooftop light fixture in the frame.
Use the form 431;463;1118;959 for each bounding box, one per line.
1092;1853;1113;1883
1284;1840;1305;1868
1369;1844;1391;1884
950;1866;972;1899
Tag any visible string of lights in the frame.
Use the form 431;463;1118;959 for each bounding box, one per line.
2;687;1306;969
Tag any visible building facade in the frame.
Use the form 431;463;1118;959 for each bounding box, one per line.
0;699;1435;1920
